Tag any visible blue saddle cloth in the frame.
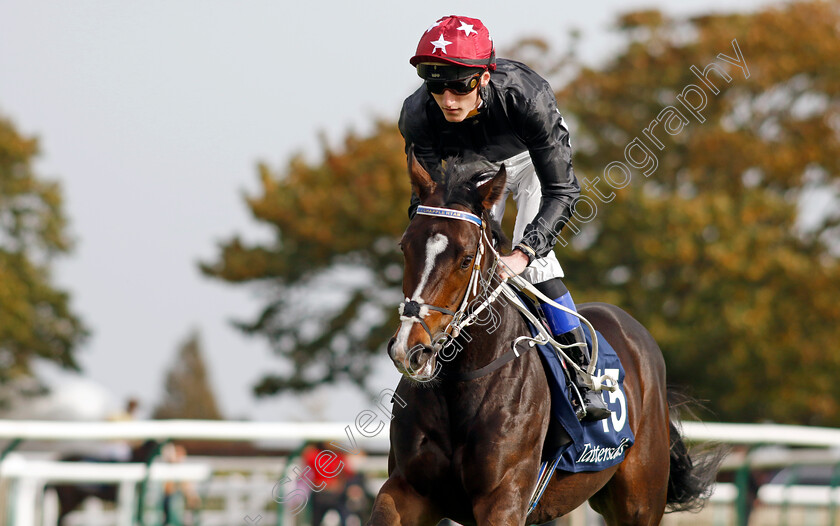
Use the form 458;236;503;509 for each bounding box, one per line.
529;319;635;473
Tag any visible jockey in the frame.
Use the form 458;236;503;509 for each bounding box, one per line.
399;15;610;422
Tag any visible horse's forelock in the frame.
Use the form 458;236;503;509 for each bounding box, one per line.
438;156;497;216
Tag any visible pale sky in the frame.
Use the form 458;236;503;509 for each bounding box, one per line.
0;0;781;422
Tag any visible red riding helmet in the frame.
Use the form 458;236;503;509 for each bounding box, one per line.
410;15;496;72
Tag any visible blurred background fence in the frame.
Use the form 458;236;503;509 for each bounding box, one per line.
2;420;840;526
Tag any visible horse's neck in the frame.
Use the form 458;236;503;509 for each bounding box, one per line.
454;280;528;371
440;291;530;419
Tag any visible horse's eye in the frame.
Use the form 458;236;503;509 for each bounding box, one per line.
461;255;474;270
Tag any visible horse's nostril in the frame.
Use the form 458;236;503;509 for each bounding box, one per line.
409;345;434;369
387;337;397;359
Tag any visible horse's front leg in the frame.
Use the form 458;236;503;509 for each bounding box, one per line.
470;467;534;526
368;475;440;526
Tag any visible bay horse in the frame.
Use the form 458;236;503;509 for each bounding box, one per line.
368;155;718;525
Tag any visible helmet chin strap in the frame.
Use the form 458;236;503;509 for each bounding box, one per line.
465;80;489;119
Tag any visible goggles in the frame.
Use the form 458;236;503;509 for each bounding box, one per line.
425;73;481;95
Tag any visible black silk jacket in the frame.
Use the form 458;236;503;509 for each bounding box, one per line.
398;58;581;259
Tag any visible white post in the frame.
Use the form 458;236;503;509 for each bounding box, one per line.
247;471;267;513
226;473;245;525
42;486;59;526
13;477;38;526
116;480;136;526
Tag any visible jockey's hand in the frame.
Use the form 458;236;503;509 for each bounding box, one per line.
499;249;530;280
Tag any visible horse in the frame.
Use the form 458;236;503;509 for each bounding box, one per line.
367;155;719;525
47;439;160;525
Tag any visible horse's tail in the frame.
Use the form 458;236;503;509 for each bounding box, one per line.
665;390;727;513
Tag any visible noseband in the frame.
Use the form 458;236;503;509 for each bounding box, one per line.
398;205;502;349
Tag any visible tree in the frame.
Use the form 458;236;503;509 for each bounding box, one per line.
204;1;840;424
548;1;840;425
153;331;224;420
201;122;409;395
0;113;88;404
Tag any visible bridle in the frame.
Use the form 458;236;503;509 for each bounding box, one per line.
398;205;506;350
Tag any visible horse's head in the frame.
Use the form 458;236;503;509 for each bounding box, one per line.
387;152;506;381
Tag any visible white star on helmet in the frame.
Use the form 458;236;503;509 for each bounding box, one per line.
457;22;476;36
425;19;444;33
430;33;452;54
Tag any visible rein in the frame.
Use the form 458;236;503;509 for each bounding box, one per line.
399;205;617;392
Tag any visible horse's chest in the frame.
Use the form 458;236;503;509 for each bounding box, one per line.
395;427;454;490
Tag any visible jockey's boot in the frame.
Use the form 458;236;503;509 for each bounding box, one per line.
536;278;611;423
556;326;612;422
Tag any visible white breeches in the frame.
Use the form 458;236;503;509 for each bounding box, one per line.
489;150;565;285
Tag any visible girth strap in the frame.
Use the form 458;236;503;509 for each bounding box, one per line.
445;339;538;381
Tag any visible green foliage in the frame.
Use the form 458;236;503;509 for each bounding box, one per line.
153;331;224;420
205;1;840;424
0;114;88;401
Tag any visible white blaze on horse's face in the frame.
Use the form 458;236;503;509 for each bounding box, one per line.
391;233;449;374
414;233;448;300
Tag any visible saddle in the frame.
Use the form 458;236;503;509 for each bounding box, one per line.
508;289;577;457
502;285;636;511
517;290;576;450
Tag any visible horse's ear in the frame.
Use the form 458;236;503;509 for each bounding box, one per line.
408;147;436;201
479;164;507;210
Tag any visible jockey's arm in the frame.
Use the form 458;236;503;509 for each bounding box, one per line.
512;84;580;261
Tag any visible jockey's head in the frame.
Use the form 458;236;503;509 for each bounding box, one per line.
411;16;495;123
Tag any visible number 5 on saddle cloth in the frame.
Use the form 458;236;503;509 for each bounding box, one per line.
509;288;635;469
504;287;636;512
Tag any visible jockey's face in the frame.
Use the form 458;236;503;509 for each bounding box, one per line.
431;71;491;123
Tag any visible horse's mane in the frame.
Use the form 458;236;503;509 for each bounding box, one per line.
431;155;493;210
432;154;510;251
